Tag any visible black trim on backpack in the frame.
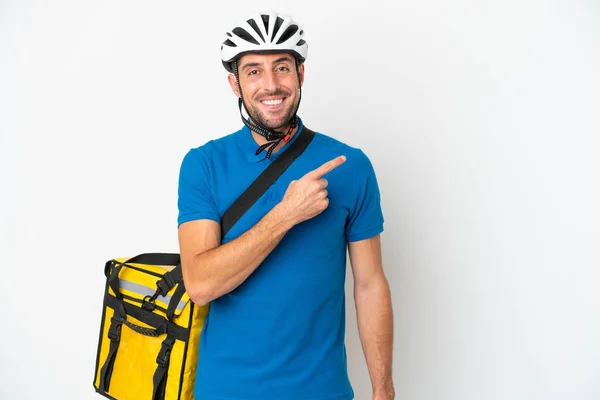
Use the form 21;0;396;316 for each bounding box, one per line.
93;276;111;393
177;302;196;400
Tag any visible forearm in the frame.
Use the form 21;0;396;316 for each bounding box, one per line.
186;204;294;305
355;275;395;397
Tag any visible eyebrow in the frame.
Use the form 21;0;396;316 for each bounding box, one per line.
272;56;294;65
240;56;295;72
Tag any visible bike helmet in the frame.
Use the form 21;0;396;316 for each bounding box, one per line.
221;12;308;73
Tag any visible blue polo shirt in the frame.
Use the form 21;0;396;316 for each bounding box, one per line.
177;117;384;400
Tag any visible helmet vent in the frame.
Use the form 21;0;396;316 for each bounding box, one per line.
272;16;284;40
296;39;306;46
223;39;237;47
247;19;265;42
232;27;259;45
261;14;270;33
276;24;299;44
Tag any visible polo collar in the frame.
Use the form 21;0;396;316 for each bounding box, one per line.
236;117;305;163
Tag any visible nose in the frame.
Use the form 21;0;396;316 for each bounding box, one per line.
263;69;279;93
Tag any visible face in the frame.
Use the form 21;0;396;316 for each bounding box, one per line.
228;53;305;131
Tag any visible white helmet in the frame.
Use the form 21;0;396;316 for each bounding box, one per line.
221;12;308;73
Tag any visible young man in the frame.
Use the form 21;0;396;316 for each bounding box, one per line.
177;12;395;400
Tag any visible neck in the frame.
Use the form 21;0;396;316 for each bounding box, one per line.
249;119;299;154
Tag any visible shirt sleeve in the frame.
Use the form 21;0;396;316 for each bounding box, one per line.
345;150;385;242
177;148;220;227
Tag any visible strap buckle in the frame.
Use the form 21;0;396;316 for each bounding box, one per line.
156;271;176;297
156;339;174;368
108;317;122;341
142;295;156;311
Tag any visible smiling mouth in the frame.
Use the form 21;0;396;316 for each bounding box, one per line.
260;98;285;106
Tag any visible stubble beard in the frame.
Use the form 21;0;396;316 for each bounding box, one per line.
244;92;298;132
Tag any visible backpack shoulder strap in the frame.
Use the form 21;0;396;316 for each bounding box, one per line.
220;126;315;237
121;126;316;295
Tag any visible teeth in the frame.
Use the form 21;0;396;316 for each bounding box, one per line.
261;99;283;105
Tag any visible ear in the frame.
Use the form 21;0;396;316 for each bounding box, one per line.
298;63;305;87
227;74;240;97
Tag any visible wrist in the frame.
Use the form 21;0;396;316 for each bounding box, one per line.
373;381;395;400
270;203;297;231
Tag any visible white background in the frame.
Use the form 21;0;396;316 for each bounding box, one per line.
1;1;599;399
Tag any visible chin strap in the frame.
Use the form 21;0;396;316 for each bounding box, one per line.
254;116;298;159
237;96;284;142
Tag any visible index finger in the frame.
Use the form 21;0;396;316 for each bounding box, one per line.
307;155;347;179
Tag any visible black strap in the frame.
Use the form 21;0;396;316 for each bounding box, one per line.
152;334;177;400
98;328;120;393
125;253;180;266
107;263;123;299
155;267;182;297
99;301;126;393
221;126;315;236
166;281;187;320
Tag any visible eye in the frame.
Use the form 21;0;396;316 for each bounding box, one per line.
277;66;290;72
248;69;259;76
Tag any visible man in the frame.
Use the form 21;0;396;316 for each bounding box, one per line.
177;12;394;400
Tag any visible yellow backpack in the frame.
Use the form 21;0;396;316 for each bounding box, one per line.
93;127;315;399
94;254;207;400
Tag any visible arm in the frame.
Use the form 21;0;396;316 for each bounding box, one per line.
178;204;293;306
349;234;395;400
